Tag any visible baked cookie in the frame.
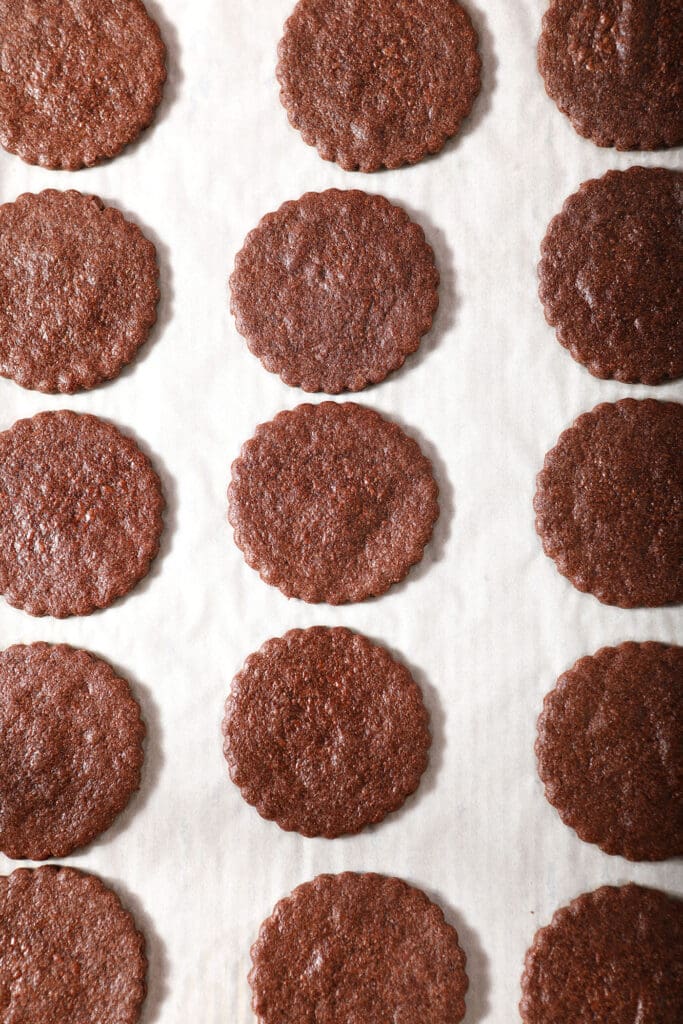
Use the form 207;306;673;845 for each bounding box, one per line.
277;0;481;171
230;190;439;392
0;190;159;393
538;0;683;150
539;167;683;385
0;0;166;169
534;399;682;607
0;410;164;617
228;402;439;603
250;873;468;1023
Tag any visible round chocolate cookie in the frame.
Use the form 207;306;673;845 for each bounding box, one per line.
536;642;682;861
0;643;145;861
0;0;166;169
539;167;683;385
250;873;468;1023
534;399;682;608
0;190;159;393
223;627;430;837
230;190;439;393
520;884;682;1023
0;410;164;617
538;0;683;150
276;0;481;171
228;402;439;603
0;866;146;1024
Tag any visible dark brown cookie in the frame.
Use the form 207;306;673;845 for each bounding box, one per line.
0;0;166;169
230;190;439;393
520;884;683;1024
223;627;430;837
228;402;439;603
0;410;164;618
539;167;683;385
0;190;159;393
0;643;145;861
250;872;468;1023
538;0;683;150
0;866;146;1024
534;399;682;608
536;642;683;861
276;0;481;171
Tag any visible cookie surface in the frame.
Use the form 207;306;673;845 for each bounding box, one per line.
0;190;159;393
0;0;166;169
223;627;430;837
534;399;682;607
539;167;683;385
0;643;145;860
538;0;683;150
250;873;468;1023
230;190;439;393
277;0;481;171
0;866;146;1024
228;402;439;603
520;884;682;1023
537;642;682;861
0;410;164;617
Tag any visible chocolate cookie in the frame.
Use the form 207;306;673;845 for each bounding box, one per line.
534;399;682;607
223;627;430;837
536;642;682;861
520;884;683;1023
250;873;468;1023
277;0;481;171
230;190;439;393
228;402;439;603
0;0;166;169
0;643;145;861
0;190;159;393
0;410;164;617
539;167;683;385
538;0;683;150
0;866;146;1023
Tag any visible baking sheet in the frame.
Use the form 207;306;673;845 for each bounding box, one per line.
0;1;681;1020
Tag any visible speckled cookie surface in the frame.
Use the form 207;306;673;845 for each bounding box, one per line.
223;627;430;837
230;190;439;393
0;190;159;393
536;642;683;861
0;866;146;1024
250;873;468;1023
0;0;166;169
0;410;164;617
534;399;682;608
539;167;683;385
538;0;683;150
228;402;439;603
520;884;683;1024
0;643;145;861
277;0;481;171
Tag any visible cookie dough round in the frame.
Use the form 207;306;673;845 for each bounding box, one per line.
0;866;146;1024
0;0;166;169
534;399;682;607
537;642;682;861
538;0;683;150
250;873;468;1023
0;643;145;861
0;410;165;617
277;0;481;171
228;402;439;603
0;190;159;393
539;167;683;385
230;190;439;392
520;884;682;1023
